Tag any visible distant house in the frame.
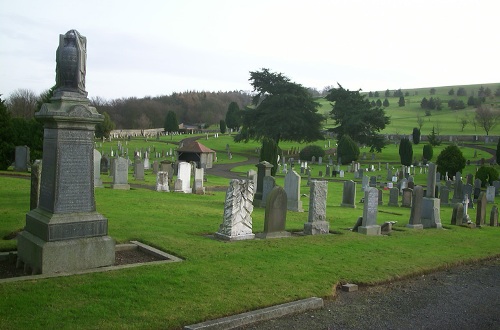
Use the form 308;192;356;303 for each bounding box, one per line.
178;123;198;134
176;141;216;169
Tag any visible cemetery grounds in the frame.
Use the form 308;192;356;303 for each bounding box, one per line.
0;133;499;329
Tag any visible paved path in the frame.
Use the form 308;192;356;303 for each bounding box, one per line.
238;258;500;330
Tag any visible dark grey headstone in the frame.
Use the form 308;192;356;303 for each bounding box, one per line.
254;161;273;205
451;203;464;225
341;180;356;208
259;186;290;238
261;176;276;208
407;186;424;229
490;206;499;227
439;186;450;206
402;188;413;208
426;163;436;198
476;192;487;226
358;187;381;235
14;146;30;172
388;187;399;207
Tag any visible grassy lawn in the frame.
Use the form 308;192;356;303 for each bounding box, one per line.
1;155;499;329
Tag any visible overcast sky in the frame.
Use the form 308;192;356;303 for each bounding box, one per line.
1;0;499;100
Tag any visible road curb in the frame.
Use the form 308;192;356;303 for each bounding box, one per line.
183;297;323;330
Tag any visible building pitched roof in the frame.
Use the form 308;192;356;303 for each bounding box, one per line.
177;141;215;153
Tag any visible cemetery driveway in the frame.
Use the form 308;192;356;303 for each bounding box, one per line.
180;136;259;180
237;257;500;330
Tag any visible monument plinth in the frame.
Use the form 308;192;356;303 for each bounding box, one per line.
17;30;115;274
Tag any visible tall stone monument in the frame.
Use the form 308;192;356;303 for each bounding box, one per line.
421;163;442;229
215;179;255;241
304;180;329;235
17;30;115;274
358;187;381;235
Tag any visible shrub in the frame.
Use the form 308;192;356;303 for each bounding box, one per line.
427;126;441;146
336;135;359;165
412;127;420;145
497;138;500;165
299;145;325;162
399;138;413;166
219;120;226;134
259;137;278;176
423;144;433;162
436;145;466;177
475;166;499;187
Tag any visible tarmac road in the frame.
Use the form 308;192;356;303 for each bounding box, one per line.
237;258;500;330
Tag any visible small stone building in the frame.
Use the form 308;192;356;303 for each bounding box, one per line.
177;141;215;169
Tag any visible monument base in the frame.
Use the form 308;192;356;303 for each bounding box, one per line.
94;179;103;188
406;224;424;229
16;231;115;275
110;183;130;190
214;232;255;241
358;225;381;235
303;221;330;235
421;198;442;229
256;231;291;239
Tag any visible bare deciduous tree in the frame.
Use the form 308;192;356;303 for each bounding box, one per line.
475;105;500;136
416;114;424;130
6;89;39;119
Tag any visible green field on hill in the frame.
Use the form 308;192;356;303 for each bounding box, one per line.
317;82;500;136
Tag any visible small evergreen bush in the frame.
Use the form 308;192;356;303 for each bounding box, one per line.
299;145;325;162
436;145;466;177
423;144;433;162
475;166;499;187
336;135;359;165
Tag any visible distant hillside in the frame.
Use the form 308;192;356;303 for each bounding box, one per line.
99;91;252;129
319;82;500;136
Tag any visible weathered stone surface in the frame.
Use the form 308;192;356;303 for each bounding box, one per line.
439;186;450;206
486;186;495;203
402;188;413;208
421;197;442;229
193;168;205;194
215;179;255;241
15;146;30;172
490;206;499;227
341;180;356;208
304;180;329;235
284;170;303;212
358;187;381;235
30;160;42;210
451;203;464;225
111;157;130;190
156;171;169;192
388;187;399;207
258;186;290;239
17;30;115;274
261;176;276;208
476;192;487;226
93;149;103;188
426;163;437;198
177;162;192;193
254;161;273;205
134;161;145;180
451;179;464;204
407;186;423;229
